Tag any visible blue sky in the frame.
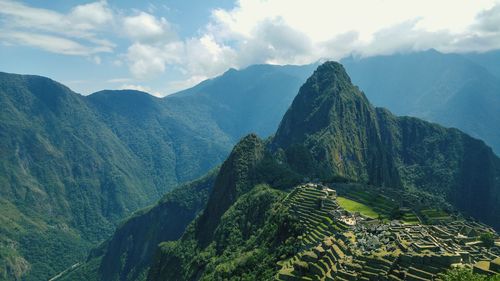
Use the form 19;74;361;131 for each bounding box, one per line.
1;0;500;96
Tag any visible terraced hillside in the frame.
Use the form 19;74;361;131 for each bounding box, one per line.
277;183;500;281
283;184;348;249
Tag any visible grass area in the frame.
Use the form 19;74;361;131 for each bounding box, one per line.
474;261;490;271
335;185;398;218
335;186;430;224
337;197;380;219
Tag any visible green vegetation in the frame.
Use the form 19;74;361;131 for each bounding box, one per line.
285;185;347;247
337;197;379;219
0;63;316;281
421;209;450;219
441;267;499;281
334;186;422;224
57;172;217;281
148;185;299;281
144;61;500;281
420;208;452;224
48;61;500;281
401;212;420;224
480;232;495;248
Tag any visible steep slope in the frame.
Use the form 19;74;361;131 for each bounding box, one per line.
147;135;298;281
341;50;500;154
194;134;265;246
274;62;500;228
272;62;401;187
0;73;157;281
87;90;229;187
146;61;500;281
57;171;217;281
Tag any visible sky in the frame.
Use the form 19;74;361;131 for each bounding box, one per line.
1;0;500;96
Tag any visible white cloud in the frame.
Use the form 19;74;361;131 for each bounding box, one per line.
235;18;315;65
183;34;236;76
124;33;236;80
69;1;113;31
119;83;162;97
2;0;500;95
122;12;175;42
0;31;111;55
0;0;115;55
204;0;499;63
125;41;183;79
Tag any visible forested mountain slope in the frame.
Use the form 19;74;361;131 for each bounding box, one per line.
0;63;315;281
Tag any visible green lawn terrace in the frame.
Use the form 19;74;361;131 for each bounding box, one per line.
277;183;500;281
333;183;456;225
336;197;379;220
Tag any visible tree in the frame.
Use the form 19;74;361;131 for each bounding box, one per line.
480;232;495;248
441;268;490;281
389;206;403;220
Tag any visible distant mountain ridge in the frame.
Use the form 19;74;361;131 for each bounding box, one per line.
341;49;500;155
168;63;319;139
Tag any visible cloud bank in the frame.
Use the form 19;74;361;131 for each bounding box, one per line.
1;0;500;94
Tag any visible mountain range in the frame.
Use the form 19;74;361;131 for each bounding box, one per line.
0;64;315;281
59;61;500;281
1;49;500;281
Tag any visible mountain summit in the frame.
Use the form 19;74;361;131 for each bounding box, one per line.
274;62;368;146
273;61;400;187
